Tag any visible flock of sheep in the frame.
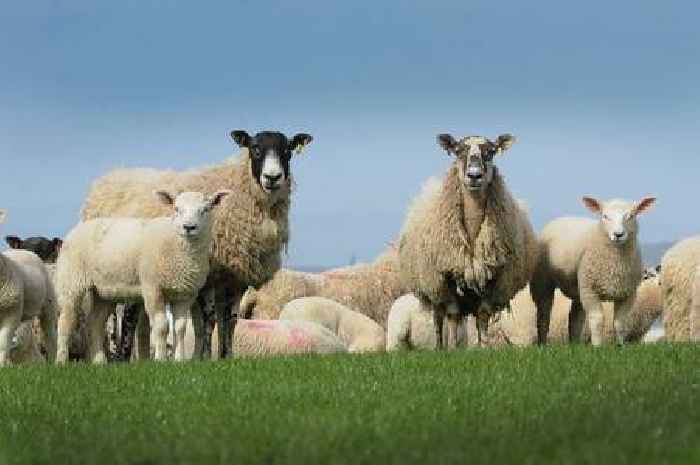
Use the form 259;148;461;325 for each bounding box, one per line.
1;129;698;366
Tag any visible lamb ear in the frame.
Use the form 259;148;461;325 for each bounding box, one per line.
230;130;251;147
494;134;516;154
289;133;313;154
52;238;63;253
154;190;175;206
633;197;656;216
655;264;662;274
582;196;602;215
207;190;232;208
0;210;6;225
5;235;21;249
437;134;458;155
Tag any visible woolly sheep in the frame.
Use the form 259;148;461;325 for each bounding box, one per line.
55;190;229;363
398;133;538;349
386;294;466;350
660;237;700;341
279;296;385;353
0;210;57;365
231;319;347;357
81;130;313;359
531;196;656;346
5;236;63;263
239;247;404;327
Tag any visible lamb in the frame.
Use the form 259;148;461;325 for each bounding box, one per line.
530;196;656;346
660;237;700;341
279;296;385;353
231;319;347;357
0;210;57;365
55;190;229;363
5;236;63;263
397;133;538;349
386;294;466;350
81;130;313;359
239;247;404;327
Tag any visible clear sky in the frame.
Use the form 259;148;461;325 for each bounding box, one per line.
1;1;698;267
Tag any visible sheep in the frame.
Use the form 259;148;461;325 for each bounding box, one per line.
55;190;229;363
279;296;385;353
5;236;63;263
0;210;57;365
81;130;313;359
386;294;466;350
660;237;700;341
238;246;404;327
231;319;347;357
530;196;657;346
398;133;538;349
10;320;44;364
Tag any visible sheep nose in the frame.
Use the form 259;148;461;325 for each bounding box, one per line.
614;231;625;239
264;173;282;183
183;224;197;233
467;168;483;180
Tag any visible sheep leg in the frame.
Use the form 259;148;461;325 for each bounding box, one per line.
190;299;205;360
532;286;554;345
87;298;111;364
57;294;82;364
38;301;57;363
476;311;490;347
117;303;140;362
581;291;605;347
568;299;586;343
135;306;151;360
172;301;193;362
613;297;634;345
143;290;169;361
0;310;21;366
214;285;232;359
433;305;446;350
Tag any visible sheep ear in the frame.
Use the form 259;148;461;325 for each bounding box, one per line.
655;264;662;273
230;130;251;148
633;197;656;216
207;190;232;208
289;133;313;155
5;235;21;249
494;134;516;154
52;238;63;253
582;197;602;215
0;210;6;225
437;134;458;155
154;190;175;206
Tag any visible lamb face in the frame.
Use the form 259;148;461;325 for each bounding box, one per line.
436;133;515;193
154;190;231;240
582;197;656;245
230;130;313;195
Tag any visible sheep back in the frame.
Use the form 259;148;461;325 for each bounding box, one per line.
661;237;700;341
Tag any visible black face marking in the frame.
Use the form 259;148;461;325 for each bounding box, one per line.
5;236;62;262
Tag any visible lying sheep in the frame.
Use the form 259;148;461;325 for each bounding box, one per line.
232;319;347;357
530;196;657;346
386;294;465;350
398;133;538;349
239;247;404;327
56;190;229;363
81;130;313;359
279;296;385;353
0;210;57;365
5;235;62;263
660;237;700;341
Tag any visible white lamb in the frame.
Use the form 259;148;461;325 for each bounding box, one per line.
278;296;386;353
530;196;656;346
386;294;466;350
0;210;57;365
55;190;229;363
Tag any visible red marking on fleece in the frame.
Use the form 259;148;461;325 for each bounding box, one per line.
288;327;314;349
245;320;276;332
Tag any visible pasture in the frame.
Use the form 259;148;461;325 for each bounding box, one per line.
1;344;698;465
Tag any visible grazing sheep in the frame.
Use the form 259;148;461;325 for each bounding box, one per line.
398;133;538;349
5;236;63;263
660;237;700;341
232;319;347;357
279;296;385;353
56;190;229;363
0;210;57;365
531;197;656;346
239;247;404;327
386;294;467;350
81;130;313;359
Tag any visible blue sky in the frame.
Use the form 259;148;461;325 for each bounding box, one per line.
1;1;698;267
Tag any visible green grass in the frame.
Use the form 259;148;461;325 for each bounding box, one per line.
0;345;698;465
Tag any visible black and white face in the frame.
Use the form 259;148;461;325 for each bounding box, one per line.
230;130;313;194
437;133;516;193
5;234;63;263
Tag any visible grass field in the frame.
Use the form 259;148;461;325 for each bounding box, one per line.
0;344;698;465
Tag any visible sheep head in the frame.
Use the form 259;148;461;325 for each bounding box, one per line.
582;196;656;246
154;190;231;240
436;133;516;193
